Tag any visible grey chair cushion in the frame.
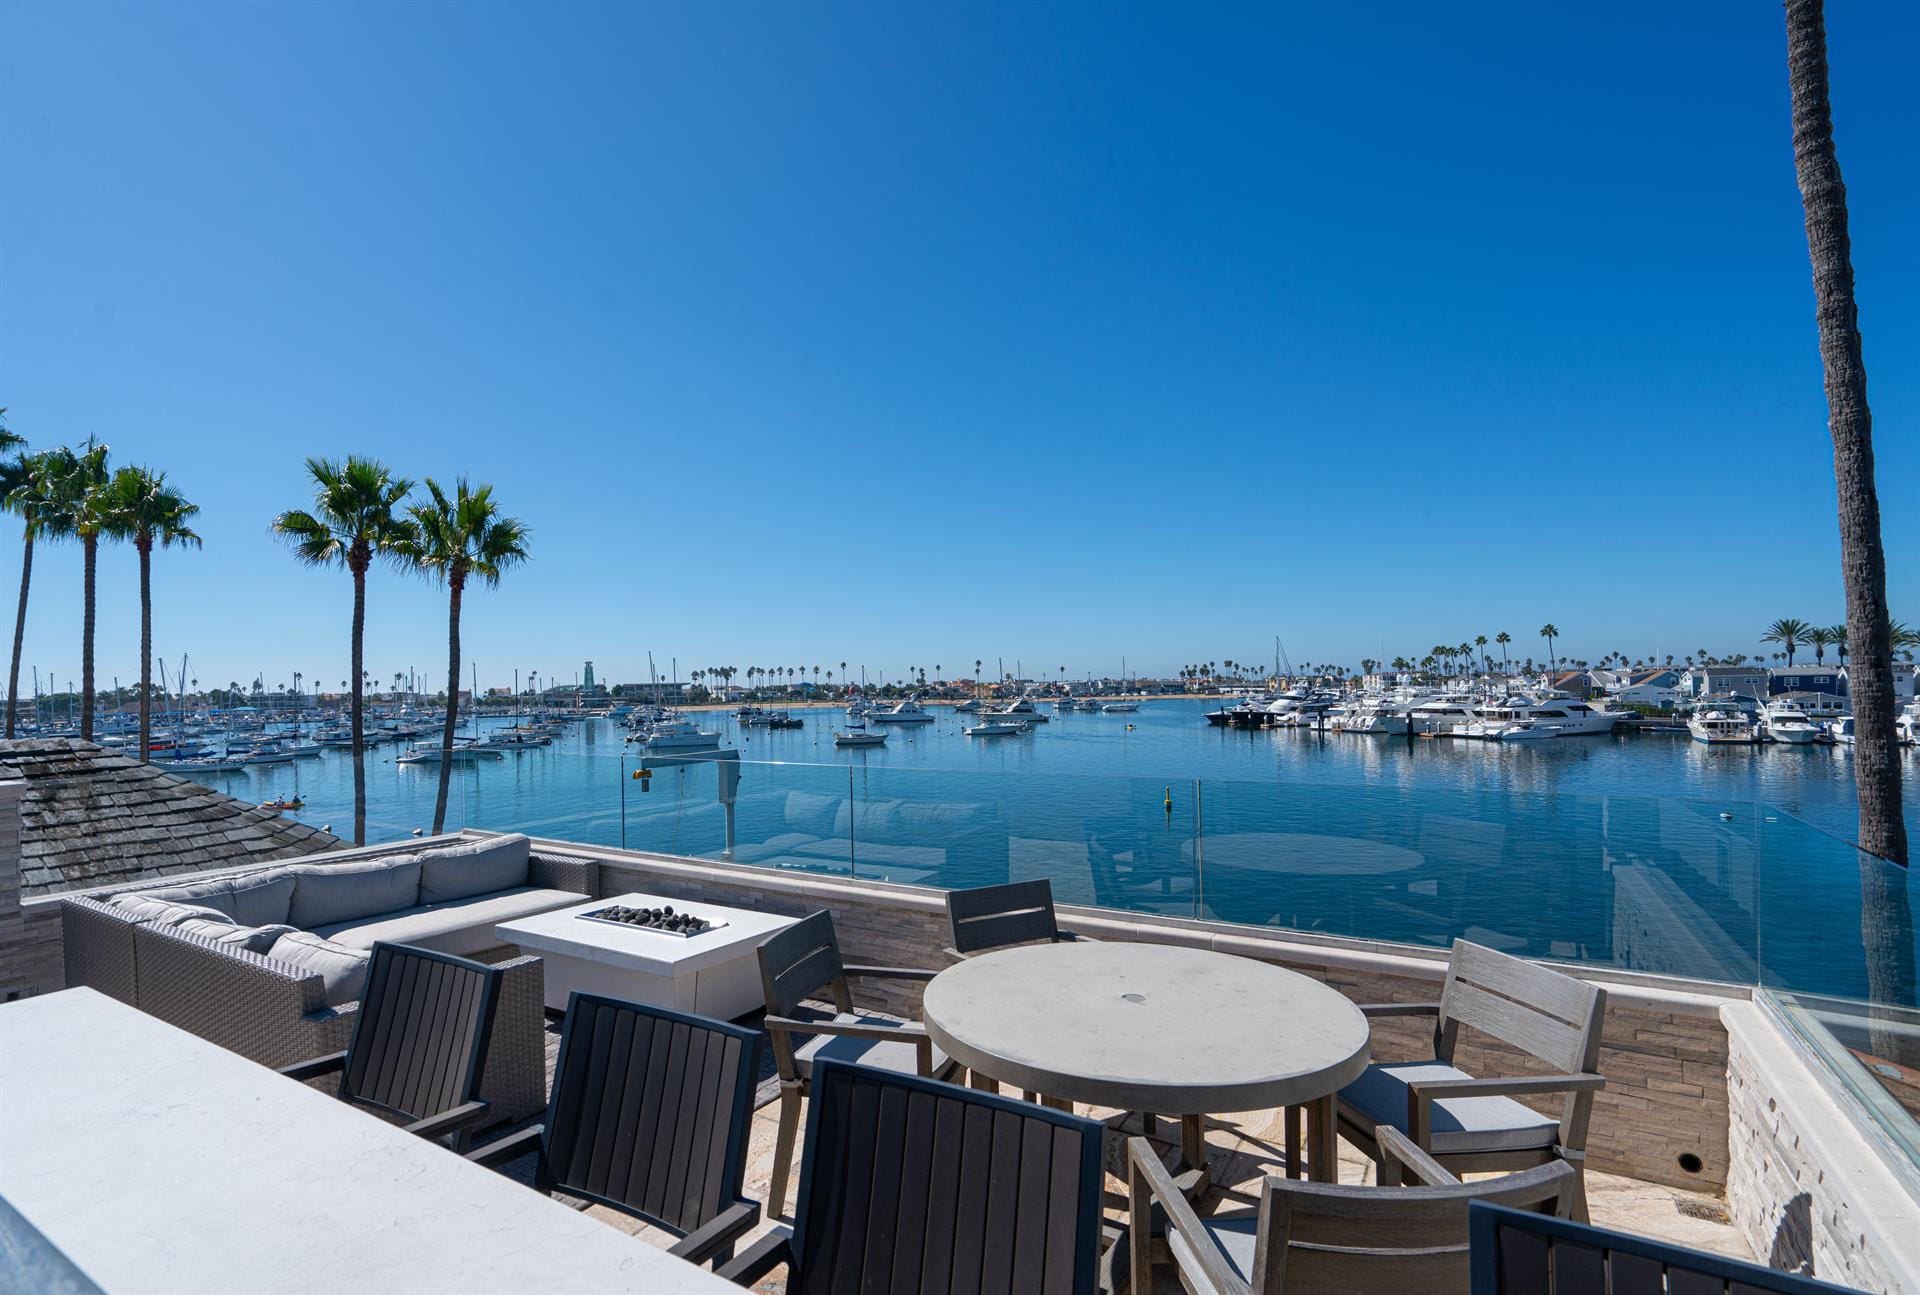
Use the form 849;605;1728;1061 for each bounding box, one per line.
226;870;298;927
288;857;423;929
794;1013;953;1080
111;896;233;927
313;886;582;957
267;931;370;1007
1339;1060;1558;1155
416;834;532;905
1168;1210;1259;1287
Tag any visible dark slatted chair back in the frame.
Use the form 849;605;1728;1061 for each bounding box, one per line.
1437;943;1605;1076
540;994;761;1236
946;880;1063;955
790;1060;1106;1295
1253;1162;1574;1295
342;943;502;1124
758;910;853;1017
1469;1202;1859;1295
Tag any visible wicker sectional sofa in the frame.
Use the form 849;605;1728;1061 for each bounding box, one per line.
60;832;600;1126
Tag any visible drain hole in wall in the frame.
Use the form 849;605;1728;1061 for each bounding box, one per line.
1677;1153;1703;1174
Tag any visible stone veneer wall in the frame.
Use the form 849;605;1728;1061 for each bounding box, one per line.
1724;1000;1920;1293
0;781;64;1004
580;838;1733;1193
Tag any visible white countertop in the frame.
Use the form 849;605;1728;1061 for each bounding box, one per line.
0;988;743;1295
496;891;797;974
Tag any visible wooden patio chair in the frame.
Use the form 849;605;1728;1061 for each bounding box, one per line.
1335;940;1607;1219
943;879;1080;959
720;1058;1109;1295
1468;1201;1862;1294
278;941;501;1151
467;993;762;1267
756;910;960;1219
1130;1128;1576;1295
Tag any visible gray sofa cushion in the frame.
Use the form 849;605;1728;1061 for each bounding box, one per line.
288;857;423;929
416;835;532;905
1338;1059;1558;1155
313;886;582;957
794;1013;952;1081
112;896;233;927
268;931;370;1007
172;916;301;954
137;879;240;919
226;870;298;927
138;869;297;926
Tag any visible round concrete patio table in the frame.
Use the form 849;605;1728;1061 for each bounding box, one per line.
922;941;1371;1182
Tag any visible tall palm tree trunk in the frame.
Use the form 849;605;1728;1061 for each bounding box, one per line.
1787;0;1912;1059
350;564;367;845
137;539;153;764
7;530;31;739
432;576;464;835
1788;0;1907;869
81;534;97;742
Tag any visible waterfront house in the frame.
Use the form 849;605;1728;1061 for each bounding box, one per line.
1605;668;1687;709
1769;664;1849;700
1683;664;1771;700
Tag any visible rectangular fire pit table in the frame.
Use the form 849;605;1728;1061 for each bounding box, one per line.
496;891;798;1019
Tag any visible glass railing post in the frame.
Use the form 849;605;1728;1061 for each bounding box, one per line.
1194;779;1205;920
618;754;628;852
848;764;857;880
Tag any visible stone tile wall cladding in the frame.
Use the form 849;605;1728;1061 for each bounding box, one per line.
588;846;1732;1193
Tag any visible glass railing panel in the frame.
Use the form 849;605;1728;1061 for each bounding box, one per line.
1195;777;1762;982
842;766;1199;917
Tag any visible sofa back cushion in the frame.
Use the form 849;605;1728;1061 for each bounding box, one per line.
136;878;240;920
268;931;370;1006
288;857;422;929
112;895;233;927
226;870;298;927
417;835;532;905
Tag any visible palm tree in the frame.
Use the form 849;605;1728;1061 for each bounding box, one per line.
1538;624;1560;673
1494;631;1511;672
99;467;201;763
1787;0;1905;870
1807;626;1835;665
48;439;113;741
273;456;414;845
1825;625;1849;665
400;478;530;835
1;440;72;739
1762;618;1812;667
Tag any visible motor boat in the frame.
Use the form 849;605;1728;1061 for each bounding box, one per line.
870;698;936;724
1761;702;1821;745
1688;709;1763;744
1101;701;1140;713
632;720;722;752
992;698;1050;723
834;731;886;747
964;719;1032;737
1470;695;1619;739
952;699;982;713
397;742;504;763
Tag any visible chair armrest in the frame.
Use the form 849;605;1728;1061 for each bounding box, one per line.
716;1228;794;1286
1376;1126;1459;1187
763;1014;940;1075
843;963;938;982
1358;1001;1442;1019
1409;1072;1606;1099
277;1050;349;1082
405;1100;491;1143
465;1124;545;1170
1127;1137;1241;1295
669;1198;761;1267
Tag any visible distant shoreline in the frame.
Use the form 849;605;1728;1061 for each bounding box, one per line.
668;694;1201;714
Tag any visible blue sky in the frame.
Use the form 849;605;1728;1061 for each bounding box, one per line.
2;2;1915;692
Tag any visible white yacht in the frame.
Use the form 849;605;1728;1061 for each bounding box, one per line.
964;719;1031;737
870;698;936;724
1333;699;1413;736
1100;700;1140;713
633;720;722;752
833;730;886;747
1469;694;1619;739
1761;702;1821;746
953;699;982;713
397;741;504;764
1409;695;1485;735
1688;708;1763;745
992;697;1050;723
